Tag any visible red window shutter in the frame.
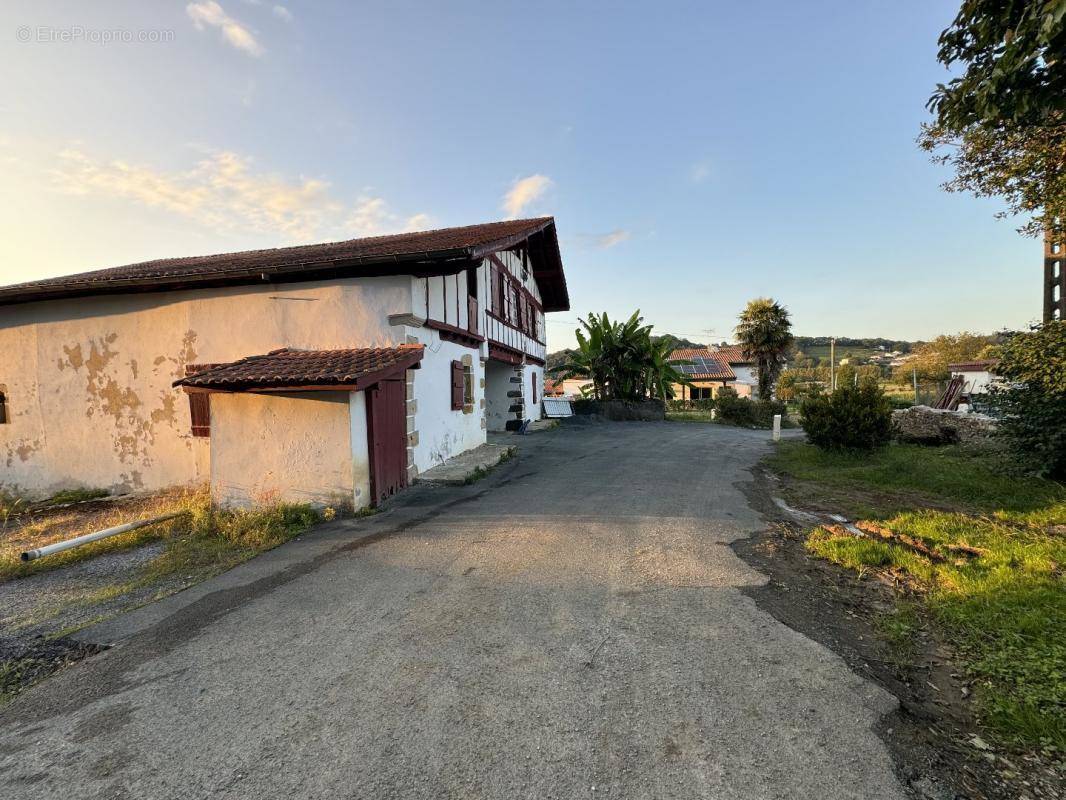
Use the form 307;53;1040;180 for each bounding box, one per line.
450;360;464;410
490;267;501;315
188;393;211;437
183;364;216;437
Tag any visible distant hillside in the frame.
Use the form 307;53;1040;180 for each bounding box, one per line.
547;334;917;372
791;337;916;365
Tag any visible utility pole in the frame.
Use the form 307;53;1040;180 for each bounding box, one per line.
830;337;836;391
913;366;918;404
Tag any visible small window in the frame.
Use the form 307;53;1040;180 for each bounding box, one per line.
531;372;538;404
0;389;8;424
467;266;478;298
464;365;474;406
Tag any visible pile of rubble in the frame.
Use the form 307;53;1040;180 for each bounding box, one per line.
891;405;998;446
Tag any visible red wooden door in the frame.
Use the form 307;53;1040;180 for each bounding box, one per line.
365;379;407;505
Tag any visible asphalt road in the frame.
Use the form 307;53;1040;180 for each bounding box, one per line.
0;422;906;799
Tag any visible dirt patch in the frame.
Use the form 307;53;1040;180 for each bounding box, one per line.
0;636;105;702
735;467;1063;800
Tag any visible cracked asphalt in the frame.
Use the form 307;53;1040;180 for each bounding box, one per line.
0;422;906;799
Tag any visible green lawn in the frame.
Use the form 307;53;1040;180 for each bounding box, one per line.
768;441;1066;750
665;411;716;423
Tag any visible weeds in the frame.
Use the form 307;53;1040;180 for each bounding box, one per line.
776;441;1066;749
463;466;489;485
42;488;110;506
1;487;321;583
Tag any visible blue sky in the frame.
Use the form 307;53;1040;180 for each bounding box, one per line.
0;1;1043;350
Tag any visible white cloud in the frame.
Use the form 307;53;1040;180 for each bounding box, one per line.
595;229;631;248
690;159;711;184
50;148;429;242
273;4;293;22
187;1;264;57
502;174;552;219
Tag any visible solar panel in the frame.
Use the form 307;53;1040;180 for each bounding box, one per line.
674;357;723;376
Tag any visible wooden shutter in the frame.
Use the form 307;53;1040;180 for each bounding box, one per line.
185;363;218;437
450;360;464;410
490;266;500;316
188;393;210;437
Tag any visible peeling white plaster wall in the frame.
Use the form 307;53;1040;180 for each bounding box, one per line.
0;276;412;497
210;391;353;509
405;328;486;473
348;391;372;510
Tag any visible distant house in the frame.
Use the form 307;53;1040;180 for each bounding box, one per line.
0;218;570;509
545;377;591;399
668;347;737;400
948;359;1000;397
711;345;757;397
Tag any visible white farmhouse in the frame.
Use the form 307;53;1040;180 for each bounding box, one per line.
948;359;999;397
0;218;569;509
711;345;758;397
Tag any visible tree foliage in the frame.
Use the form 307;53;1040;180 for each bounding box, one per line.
734;298;794;400
929;0;1066;129
892;332;1000;383
919;116;1066;237
551;311;690;401
987;321;1066;479
924;1;1066;236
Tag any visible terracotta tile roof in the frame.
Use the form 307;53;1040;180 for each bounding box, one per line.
0;217;569;311
175;345;424;392
948;359;998;372
668;347;714;361
667;348;736;381
712;345;753;365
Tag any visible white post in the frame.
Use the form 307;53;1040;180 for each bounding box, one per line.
772;414;781;442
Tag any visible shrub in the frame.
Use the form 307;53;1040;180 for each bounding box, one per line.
667;398;715;412
800;383;892;451
987;321;1066;479
572;398;599;415
716;396;786;429
886;395;914;411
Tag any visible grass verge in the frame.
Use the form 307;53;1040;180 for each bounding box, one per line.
1;487;324;583
769;440;1066;750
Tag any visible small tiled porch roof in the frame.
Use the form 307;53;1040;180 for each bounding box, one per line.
174;345;424;392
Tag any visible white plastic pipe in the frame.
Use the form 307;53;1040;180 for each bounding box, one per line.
20;512;186;562
772;414;782;442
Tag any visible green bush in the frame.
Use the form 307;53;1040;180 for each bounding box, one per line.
886;395;914;410
800;383;892;451
572;398;599;415
667;398;715;412
987;321;1066;479
716;396;786;429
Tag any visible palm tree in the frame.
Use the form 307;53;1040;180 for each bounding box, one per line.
735;298;793;400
